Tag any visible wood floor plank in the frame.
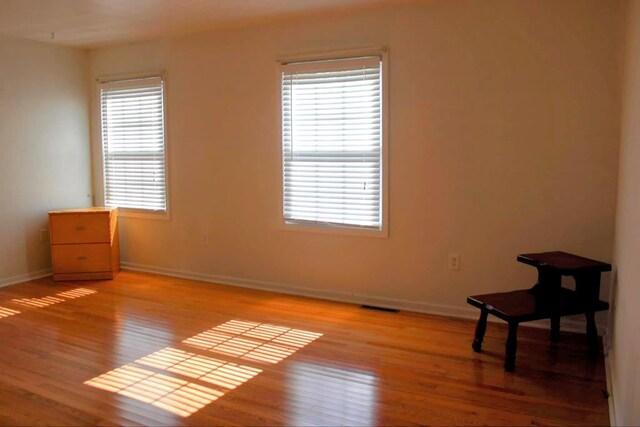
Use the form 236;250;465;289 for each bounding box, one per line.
0;271;609;426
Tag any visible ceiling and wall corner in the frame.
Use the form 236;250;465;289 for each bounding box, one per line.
0;0;414;49
0;34;92;285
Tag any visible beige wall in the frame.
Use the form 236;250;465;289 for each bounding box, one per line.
610;0;640;424
0;35;91;284
90;1;620;321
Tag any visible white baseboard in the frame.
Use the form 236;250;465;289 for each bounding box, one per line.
605;353;617;426
0;268;52;288
121;261;603;334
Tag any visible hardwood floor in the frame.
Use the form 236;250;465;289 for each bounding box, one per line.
0;271;609;426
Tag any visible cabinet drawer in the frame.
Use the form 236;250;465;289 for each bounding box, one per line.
50;214;110;244
52;244;111;273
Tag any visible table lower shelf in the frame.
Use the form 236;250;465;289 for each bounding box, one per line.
467;288;609;323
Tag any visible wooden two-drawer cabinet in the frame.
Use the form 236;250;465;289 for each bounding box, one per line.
49;207;120;281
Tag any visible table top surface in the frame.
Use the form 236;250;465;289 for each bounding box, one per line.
49;207;117;215
517;251;611;274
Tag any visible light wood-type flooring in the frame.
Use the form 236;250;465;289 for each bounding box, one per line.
0;271;609;426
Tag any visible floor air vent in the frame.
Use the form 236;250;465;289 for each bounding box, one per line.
360;305;399;313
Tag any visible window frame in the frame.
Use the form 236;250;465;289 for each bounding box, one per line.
94;73;170;221
277;48;389;238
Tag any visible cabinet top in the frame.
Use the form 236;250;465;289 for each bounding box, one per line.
49;207;117;215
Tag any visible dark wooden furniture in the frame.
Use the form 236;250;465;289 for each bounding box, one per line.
467;251;610;372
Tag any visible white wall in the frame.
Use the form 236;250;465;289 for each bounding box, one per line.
90;1;620;321
0;35;92;284
610;0;640;424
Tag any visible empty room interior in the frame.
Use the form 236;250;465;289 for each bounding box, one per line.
1;0;639;425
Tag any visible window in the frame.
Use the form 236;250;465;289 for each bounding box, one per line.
99;76;167;213
281;54;386;232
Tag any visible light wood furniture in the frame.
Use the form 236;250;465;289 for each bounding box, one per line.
0;271;609;426
49;207;120;281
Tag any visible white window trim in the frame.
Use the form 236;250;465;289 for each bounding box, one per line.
92;72;171;221
276;48;389;238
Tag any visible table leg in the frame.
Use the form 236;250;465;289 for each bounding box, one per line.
530;266;561;297
586;311;599;359
574;272;601;302
550;316;560;343
505;322;518;372
472;309;489;353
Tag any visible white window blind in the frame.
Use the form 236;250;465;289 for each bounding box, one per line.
281;56;383;229
100;76;167;212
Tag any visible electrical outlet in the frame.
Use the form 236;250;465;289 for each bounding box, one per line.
449;253;460;271
40;228;49;244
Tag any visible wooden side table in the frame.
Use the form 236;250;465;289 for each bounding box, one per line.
49;207;120;281
467;251;610;372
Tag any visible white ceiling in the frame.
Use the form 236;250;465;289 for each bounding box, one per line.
0;0;400;49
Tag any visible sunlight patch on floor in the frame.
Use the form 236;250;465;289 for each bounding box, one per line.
136;347;262;389
12;296;65;308
57;288;97;299
85;319;323;418
0;306;20;318
11;288;97;308
85;364;223;417
183;320;323;364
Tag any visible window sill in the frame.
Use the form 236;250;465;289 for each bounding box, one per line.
281;220;388;238
117;208;170;221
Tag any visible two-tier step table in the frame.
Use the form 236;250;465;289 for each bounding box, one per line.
467;251;610;372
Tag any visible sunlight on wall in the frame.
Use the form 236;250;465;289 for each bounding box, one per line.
0;306;20;318
85;319;323;418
